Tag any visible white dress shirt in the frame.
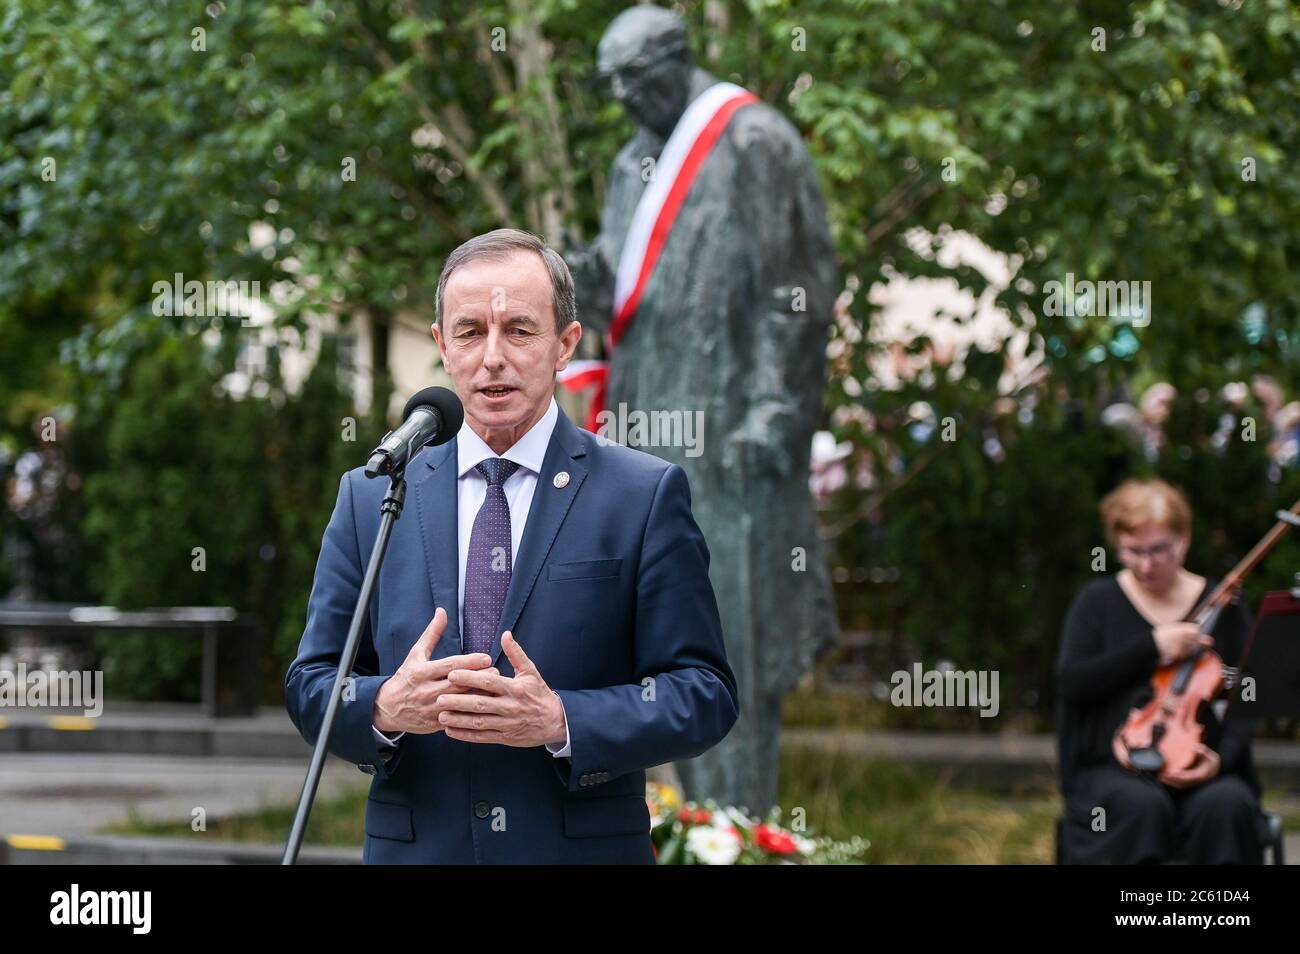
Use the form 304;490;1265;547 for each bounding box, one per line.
373;396;572;758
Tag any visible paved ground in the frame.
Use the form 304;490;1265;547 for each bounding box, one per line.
0;752;369;839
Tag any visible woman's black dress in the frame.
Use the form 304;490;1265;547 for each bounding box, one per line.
1056;575;1262;864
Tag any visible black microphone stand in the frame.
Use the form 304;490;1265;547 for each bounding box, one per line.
282;472;407;865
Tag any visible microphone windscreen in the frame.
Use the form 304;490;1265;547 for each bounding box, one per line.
403;386;464;446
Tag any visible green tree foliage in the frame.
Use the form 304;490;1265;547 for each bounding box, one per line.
1;1;1297;716
55;313;389;700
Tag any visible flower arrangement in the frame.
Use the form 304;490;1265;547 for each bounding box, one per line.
645;781;869;865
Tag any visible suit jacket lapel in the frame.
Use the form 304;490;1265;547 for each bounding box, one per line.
492;406;588;667
412;437;462;660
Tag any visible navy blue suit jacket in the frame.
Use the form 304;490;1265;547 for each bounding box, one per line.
285;404;739;863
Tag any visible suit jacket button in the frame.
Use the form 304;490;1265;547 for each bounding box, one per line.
474;801;491;818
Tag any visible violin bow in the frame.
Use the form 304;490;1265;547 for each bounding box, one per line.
1190;496;1300;626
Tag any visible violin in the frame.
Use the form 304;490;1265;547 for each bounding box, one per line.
1115;497;1300;785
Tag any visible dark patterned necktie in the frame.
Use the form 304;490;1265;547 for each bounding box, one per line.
463;458;520;656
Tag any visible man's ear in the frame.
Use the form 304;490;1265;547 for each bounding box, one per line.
557;321;583;369
431;321;446;360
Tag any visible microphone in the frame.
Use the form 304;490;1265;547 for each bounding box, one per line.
365;386;464;478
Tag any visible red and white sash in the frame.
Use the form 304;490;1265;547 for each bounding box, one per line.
559;82;758;431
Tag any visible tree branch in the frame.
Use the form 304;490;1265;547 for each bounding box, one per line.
359;18;516;226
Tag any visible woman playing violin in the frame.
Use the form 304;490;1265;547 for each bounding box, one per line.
1056;478;1261;864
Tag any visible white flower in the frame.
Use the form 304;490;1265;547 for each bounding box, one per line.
687;824;742;865
794;835;818;856
720;805;754;830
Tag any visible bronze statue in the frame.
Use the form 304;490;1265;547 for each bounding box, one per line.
564;5;840;815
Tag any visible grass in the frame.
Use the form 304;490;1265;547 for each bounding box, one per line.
104;789;370;847
780;681;1050;734
777;747;1062;863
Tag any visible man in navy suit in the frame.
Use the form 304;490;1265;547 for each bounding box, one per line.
285;228;739;863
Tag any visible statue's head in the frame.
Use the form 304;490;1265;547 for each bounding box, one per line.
596;6;693;139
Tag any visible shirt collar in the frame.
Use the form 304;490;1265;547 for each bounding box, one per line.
456;396;559;479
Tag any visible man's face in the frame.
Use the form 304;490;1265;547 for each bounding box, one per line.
597;39;691;138
432;251;582;441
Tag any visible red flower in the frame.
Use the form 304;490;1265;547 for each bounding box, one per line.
675;807;712;825
754;824;798;854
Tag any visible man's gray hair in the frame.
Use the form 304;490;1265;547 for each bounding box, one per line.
435;228;577;334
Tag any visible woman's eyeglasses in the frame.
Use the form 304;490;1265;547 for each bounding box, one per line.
1118;540;1177;562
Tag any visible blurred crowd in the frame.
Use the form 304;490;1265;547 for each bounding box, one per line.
1102;375;1300;476
807;371;1300;508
